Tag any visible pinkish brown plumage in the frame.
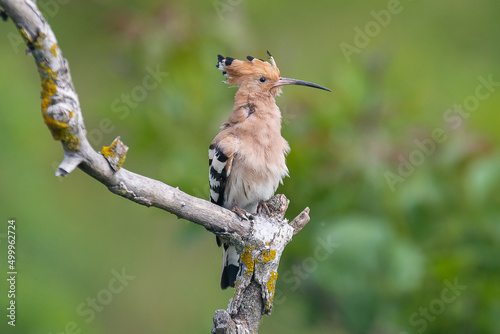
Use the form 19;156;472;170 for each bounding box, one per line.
209;52;330;289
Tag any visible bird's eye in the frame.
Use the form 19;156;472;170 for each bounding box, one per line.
259;77;266;82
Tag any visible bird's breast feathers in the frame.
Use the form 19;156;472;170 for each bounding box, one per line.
210;108;290;212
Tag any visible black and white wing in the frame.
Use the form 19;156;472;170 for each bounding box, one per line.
208;142;239;289
208;143;232;207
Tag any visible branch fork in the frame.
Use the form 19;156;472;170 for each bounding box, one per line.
213;199;309;333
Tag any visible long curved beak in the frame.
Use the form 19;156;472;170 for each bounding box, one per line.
273;77;331;92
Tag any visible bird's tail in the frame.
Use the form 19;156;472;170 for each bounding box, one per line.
218;237;240;289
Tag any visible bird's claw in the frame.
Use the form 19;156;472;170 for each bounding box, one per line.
257;201;271;216
232;206;252;220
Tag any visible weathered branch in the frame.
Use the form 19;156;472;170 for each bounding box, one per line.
0;1;311;332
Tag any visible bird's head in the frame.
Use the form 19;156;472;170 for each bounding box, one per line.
216;51;331;97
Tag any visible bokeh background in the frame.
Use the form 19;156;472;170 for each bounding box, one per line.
1;0;500;333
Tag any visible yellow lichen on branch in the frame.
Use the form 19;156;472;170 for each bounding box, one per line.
34;33;80;150
261;249;276;264
101;137;128;171
39;60;79;149
240;245;255;276
266;271;278;309
19;28;32;44
49;43;57;57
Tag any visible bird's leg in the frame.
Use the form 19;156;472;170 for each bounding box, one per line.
257;201;271;216
232;206;251;220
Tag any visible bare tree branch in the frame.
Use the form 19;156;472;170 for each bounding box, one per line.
0;1;311;332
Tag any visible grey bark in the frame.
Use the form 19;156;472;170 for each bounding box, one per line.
0;1;311;332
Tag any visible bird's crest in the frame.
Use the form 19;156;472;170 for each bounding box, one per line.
216;51;281;88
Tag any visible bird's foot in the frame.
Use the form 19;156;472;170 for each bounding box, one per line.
232;206;252;220
257;201;271;216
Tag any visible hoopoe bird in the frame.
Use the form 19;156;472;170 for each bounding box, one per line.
209;51;331;289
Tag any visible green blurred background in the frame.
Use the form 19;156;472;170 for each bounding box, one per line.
1;0;500;333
